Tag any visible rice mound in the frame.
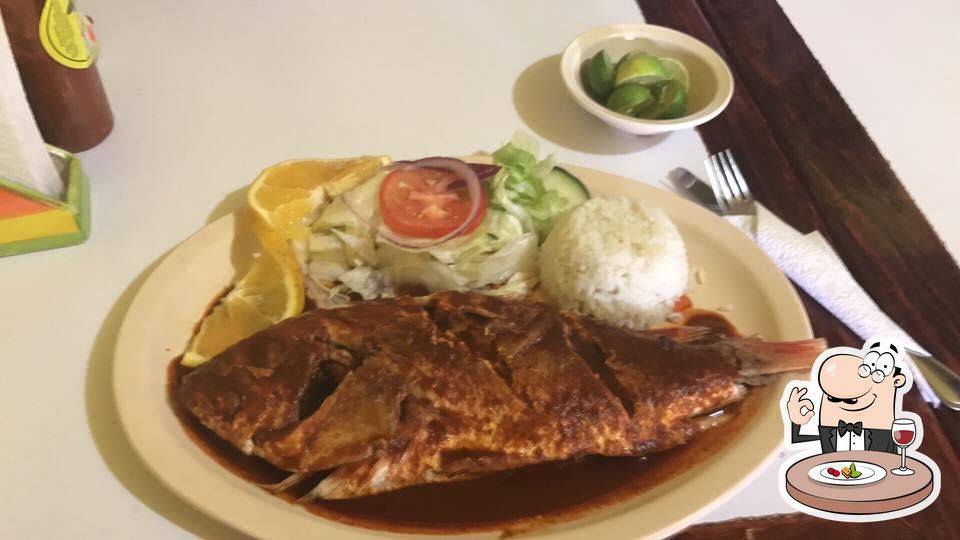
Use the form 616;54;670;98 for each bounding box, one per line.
539;195;688;329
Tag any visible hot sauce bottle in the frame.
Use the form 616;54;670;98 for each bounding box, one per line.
0;0;113;152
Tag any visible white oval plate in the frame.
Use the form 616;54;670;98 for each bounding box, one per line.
114;162;813;539
810;461;886;486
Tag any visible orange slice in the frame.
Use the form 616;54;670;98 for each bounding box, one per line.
181;156;388;367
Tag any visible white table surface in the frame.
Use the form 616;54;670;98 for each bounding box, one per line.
0;1;955;538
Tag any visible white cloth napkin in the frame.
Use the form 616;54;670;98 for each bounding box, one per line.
0;12;61;199
724;204;939;406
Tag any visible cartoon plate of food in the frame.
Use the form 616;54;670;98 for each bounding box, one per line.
808;460;886;486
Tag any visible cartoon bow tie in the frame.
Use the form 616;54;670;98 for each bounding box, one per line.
838;420;863;437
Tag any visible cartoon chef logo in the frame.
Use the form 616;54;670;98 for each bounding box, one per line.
777;337;941;521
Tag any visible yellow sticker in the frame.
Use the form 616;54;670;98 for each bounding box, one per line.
39;0;99;69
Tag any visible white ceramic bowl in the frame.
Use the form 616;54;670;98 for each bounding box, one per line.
561;24;734;136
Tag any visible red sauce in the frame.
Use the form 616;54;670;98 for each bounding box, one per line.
681;308;740;338
167;309;759;535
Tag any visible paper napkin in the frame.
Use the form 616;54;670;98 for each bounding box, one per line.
0;12;62;199
724;204;940;406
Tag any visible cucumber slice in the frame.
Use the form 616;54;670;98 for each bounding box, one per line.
542;167;590;212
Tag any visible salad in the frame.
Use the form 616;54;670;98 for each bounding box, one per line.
827;462;863;479
302;133;590;305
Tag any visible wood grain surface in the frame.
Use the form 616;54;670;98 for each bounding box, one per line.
634;1;960;537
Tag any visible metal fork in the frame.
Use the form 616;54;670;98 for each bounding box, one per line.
704;149;755;216
703;148;960;411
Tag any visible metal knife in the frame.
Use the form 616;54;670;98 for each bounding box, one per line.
668;168;721;214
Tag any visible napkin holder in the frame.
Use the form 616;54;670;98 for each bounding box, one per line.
0;145;90;257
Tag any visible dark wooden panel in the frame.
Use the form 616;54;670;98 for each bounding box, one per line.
637;0;825;234
694;0;960;363
636;0;960;537
672;512;943;540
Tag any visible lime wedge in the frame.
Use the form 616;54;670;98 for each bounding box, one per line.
658;57;690;90
605;84;655;116
584;50;616;101
614;52;667;87
638;79;687;119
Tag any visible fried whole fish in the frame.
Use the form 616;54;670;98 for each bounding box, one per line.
177;291;824;499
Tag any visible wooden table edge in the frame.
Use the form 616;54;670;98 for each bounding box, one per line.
632;1;960;537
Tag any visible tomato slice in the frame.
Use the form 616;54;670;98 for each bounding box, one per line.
379;166;487;239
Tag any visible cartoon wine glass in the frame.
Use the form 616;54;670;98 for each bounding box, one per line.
891;418;916;476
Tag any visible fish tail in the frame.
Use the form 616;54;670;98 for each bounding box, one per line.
732;337;827;377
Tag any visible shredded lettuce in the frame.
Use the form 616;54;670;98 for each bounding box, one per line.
330;228;377;266
377;245;470;291
488;133;570;240
427;210;524;264
482;271;538;297
492;143;537;172
308;233;342;254
337;266;385;300
453;233;537;286
307;259;349;282
312;197;362;231
302;132;585;301
376;219;535;293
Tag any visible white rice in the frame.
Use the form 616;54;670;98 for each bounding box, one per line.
539;195;689;329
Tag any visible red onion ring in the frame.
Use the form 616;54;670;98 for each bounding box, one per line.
468;163;500;181
340;157;486;251
388;157;500;181
378;157;484;249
